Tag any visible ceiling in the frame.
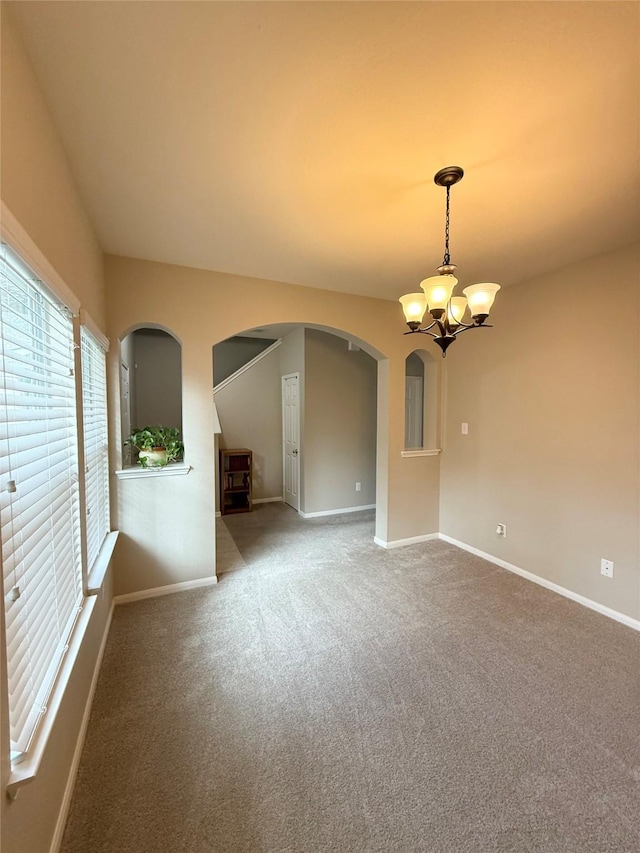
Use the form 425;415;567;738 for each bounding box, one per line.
9;1;640;302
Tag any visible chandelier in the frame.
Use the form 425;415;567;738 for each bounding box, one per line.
399;166;500;356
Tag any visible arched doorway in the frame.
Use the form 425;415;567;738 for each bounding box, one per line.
212;323;386;575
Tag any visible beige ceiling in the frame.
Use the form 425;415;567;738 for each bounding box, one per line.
8;1;640;301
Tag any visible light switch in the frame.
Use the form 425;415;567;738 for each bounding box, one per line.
461;423;469;435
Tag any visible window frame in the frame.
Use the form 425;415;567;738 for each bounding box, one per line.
79;318;111;584
0;243;84;759
0;212;117;795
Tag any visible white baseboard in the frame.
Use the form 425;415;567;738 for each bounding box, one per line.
300;504;376;519
374;532;439;549
439;534;640;633
114;575;218;605
50;598;115;853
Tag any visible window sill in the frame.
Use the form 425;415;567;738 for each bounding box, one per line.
7;529;118;797
6;594;99;800
115;462;192;480
401;449;441;458
87;531;119;594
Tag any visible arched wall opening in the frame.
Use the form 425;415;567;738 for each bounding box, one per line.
119;324;183;466
404;348;440;452
212;323;386;567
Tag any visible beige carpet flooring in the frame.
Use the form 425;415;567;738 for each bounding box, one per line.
60;503;640;852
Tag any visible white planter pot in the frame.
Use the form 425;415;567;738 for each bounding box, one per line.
138;447;168;467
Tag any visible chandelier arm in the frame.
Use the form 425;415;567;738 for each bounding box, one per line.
450;319;476;332
403;329;438;339
451;322;493;338
415;318;438;334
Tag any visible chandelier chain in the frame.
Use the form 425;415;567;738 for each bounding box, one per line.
443;185;451;266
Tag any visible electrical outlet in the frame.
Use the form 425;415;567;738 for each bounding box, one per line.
355;482;361;492
496;523;507;537
600;559;614;578
461;422;469;435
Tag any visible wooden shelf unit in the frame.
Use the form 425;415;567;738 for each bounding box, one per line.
220;448;252;515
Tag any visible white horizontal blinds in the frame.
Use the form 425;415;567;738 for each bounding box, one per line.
80;326;110;571
0;243;82;755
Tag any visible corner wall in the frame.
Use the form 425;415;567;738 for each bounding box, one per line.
439;243;640;621
304;329;377;514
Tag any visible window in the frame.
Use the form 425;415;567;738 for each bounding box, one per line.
404;349;440;453
80;326;110;573
405;352;425;449
0;244;83;756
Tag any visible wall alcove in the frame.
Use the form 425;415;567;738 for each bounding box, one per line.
404;349;439;452
119;326;183;466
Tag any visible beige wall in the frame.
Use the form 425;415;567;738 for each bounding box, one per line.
108;317;218;597
386;352;441;543
215;344;283;503
304;329;377;513
440;243;640;620
0;8;112;853
0;5;105;328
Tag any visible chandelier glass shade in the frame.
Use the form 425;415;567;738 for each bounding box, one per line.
399;166;500;356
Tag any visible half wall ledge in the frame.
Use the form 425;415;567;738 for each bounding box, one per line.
115;463;192;480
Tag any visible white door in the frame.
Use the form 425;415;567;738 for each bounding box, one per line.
282;373;300;511
405;375;424;449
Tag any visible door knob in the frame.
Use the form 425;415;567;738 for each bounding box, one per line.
292;449;298;456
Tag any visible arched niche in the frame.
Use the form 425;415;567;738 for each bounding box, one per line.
405;349;439;451
119;325;183;464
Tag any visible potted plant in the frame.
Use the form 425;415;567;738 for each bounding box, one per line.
125;426;185;468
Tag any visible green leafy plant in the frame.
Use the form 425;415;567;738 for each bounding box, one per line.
125;426;185;468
